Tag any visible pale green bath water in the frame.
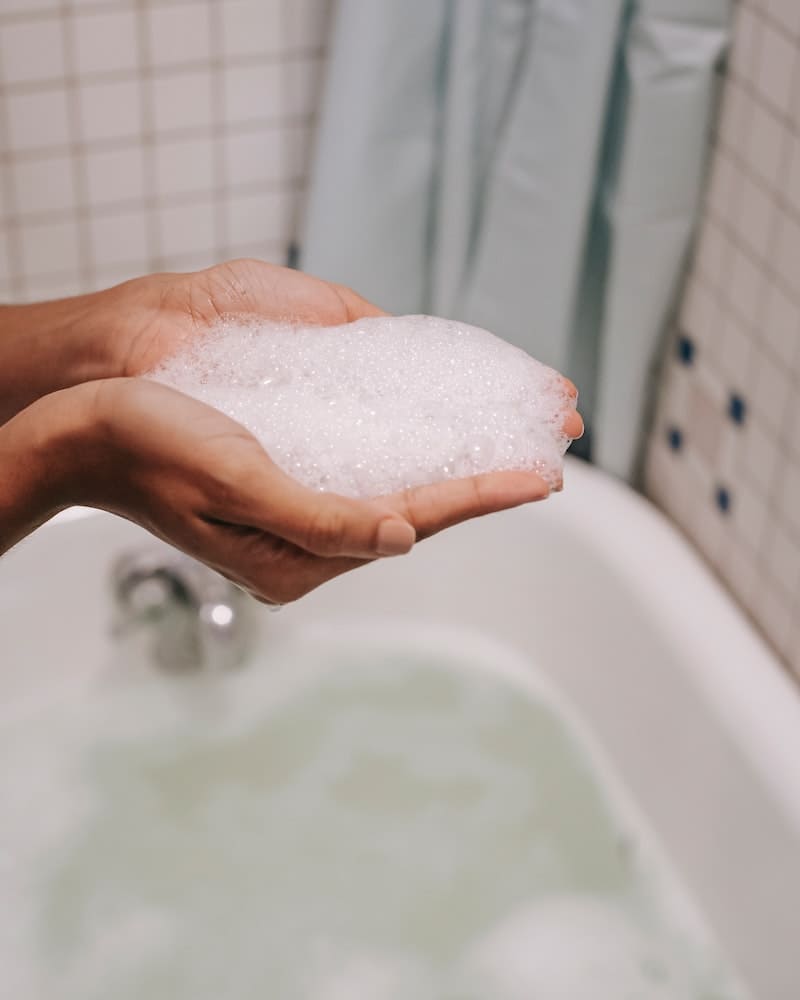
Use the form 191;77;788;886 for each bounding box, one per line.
0;630;746;999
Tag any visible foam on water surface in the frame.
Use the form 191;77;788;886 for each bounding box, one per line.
148;314;576;496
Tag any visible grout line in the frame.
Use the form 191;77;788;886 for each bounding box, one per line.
0;113;318;164
0;27;26;298
135;0;162;272
209;0;227;258
61;0;93;293
0;178;305;229
0;47;325;96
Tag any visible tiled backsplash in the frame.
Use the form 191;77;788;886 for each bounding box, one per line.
646;0;800;678
0;0;331;302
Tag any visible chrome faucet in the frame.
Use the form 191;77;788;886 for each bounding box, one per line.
111;546;257;672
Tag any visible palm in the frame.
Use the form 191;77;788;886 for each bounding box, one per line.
117;259;383;377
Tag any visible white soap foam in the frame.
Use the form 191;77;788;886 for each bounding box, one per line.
148;314;576;497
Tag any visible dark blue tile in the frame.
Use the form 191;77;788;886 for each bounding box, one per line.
728;393;746;425
677;335;695;365
667;426;683;451
715;485;732;514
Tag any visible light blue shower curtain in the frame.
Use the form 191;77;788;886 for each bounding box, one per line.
301;0;731;480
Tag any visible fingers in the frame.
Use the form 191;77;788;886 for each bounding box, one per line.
224;459;416;560
378;471;551;542
330;281;389;320
564;408;584;439
200;468;552;605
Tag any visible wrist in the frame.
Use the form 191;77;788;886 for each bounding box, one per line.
0;384;99;548
0;290;122;424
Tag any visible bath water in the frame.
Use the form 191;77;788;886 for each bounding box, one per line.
0;629;746;999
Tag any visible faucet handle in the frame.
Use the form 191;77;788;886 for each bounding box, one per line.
111;546;257;672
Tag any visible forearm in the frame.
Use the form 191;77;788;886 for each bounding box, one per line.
0;387;93;555
0;294;119;425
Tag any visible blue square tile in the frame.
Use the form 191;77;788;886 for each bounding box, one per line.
728;393;746;425
715;485;732;514
677;335;695;365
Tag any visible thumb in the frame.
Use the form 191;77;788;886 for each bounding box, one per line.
235;461;416;559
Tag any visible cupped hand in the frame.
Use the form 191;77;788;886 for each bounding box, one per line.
1;377;556;604
107;258;389;379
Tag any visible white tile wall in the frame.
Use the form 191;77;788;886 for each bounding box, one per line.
0;0;333;301
647;0;800;681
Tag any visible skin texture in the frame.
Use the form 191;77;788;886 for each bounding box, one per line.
0;260;583;604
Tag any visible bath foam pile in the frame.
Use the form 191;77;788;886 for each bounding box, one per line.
149;314;576;498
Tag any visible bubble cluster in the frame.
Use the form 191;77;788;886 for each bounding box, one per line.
148;314;576;497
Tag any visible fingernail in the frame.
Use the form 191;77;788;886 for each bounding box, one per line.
376;518;416;556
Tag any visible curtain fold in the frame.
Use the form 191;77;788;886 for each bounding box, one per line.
301;0;731;480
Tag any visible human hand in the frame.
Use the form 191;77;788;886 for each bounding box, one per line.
0;378;559;603
0;259;583;442
0;260;386;425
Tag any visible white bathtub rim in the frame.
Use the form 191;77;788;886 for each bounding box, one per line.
554;458;800;831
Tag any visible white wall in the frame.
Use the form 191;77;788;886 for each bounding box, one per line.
647;0;800;680
0;0;331;301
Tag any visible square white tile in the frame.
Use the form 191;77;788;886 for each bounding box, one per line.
13;153;76;216
731;479;770;552
727;243;764;328
734;171;775;262
744;100;788;187
225;188;289;245
74;8;138;77
756;19;797;114
86;145;145;205
767;0;800;37
761;279;800;368
773;210;800;291
152;69;214;133
223;62;282;125
776;457;800;536
89;208;148;267
221;0;282;58
148;1;211;69
785;133;800;217
224;240;284;265
6;88;71;151
154;135;216;196
741;414;781;492
680;276;718;347
20;273;83;303
0;16;65;86
705;147;741;221
0;0;60;12
751;348;793;432
764;519;800;598
158;199;216;258
19;218;80;278
80;77;142;141
224;126;283;187
695;217;730;287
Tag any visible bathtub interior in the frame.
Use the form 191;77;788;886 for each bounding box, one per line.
1;458;799;998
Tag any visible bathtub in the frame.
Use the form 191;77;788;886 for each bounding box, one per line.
2;455;799;998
